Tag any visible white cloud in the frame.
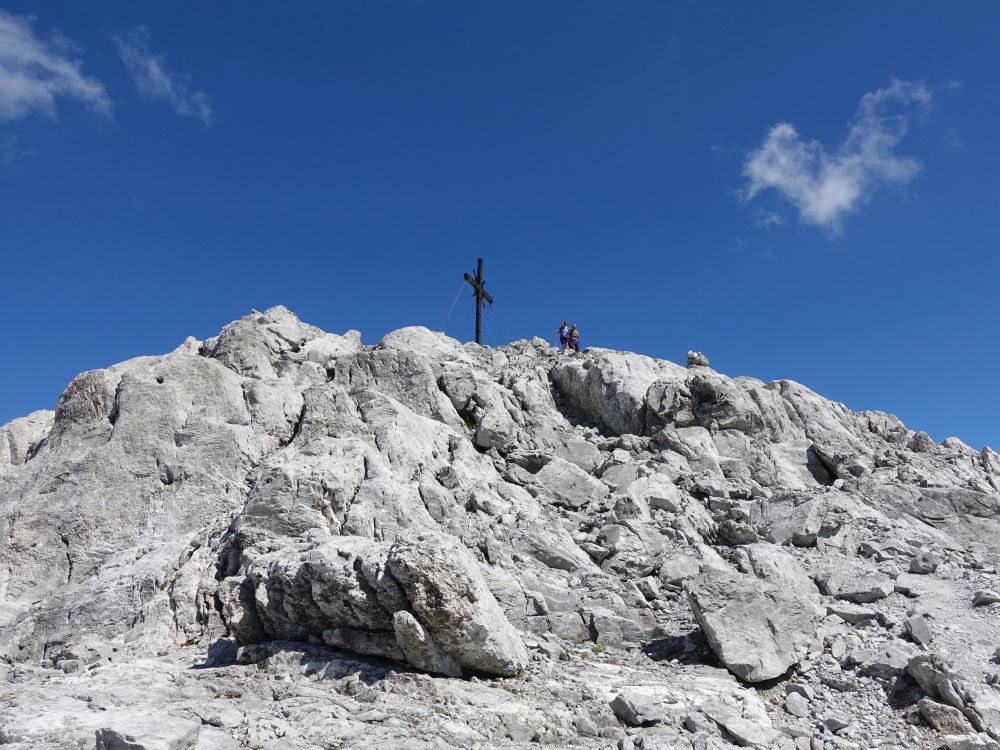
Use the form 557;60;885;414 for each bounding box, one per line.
743;79;930;231
755;210;783;228
115;29;213;126
0;10;110;121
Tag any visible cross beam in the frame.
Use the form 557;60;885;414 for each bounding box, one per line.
463;257;493;345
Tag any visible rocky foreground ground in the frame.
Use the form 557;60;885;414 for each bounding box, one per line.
1;306;998;750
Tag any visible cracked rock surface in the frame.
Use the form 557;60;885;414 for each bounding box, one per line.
1;306;999;749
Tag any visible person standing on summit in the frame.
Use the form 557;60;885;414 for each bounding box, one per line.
568;324;581;353
556;320;569;351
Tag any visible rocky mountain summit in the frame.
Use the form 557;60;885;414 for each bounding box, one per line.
1;306;999;750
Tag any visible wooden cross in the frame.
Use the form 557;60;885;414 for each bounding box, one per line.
463;257;493;345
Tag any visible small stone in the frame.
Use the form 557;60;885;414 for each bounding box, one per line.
827;602;879;624
573;710;599;736
821;674;859;692
785;691;810;718
910;552;941;574
824;714;851;732
972;590;1000;607
906;614;933;647
610;691;667;727
634;576;660;601
786;683;815;700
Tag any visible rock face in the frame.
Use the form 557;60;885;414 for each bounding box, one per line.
0;305;998;749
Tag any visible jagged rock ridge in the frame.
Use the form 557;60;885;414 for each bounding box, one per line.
0;306;998;749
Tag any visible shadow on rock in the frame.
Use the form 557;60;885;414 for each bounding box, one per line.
200;638;403;687
642;628;717;667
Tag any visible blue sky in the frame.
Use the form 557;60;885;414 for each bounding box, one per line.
1;2;998;449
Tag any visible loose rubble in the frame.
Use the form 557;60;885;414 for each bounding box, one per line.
0;306;998;749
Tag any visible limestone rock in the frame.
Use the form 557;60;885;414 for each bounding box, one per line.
610;690;669;727
530;456;608;510
942;734;1000;750
684;569;822;682
391;610;462;677
785;691;810;718
1;305;999;749
973;590;1000;607
907;613;934;647
386;529;529;677
687;351;710;368
94;716;201;750
910;551;942;574
920;698;975;734
863;641;917;679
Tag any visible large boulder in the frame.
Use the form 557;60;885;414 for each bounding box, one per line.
550;349;685;435
530;456;608;510
685;569;823;682
386;529;529;677
909;653;1000;739
241;530;528;678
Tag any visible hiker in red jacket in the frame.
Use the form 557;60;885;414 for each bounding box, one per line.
568;324;581;353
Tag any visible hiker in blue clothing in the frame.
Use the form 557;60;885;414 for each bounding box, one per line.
556;320;569;351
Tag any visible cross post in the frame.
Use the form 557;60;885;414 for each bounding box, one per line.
463;257;493;345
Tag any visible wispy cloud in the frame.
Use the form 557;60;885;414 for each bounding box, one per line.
115;29;213;126
0;9;110;121
0;133;35;167
743;79;931;232
755;210;783;228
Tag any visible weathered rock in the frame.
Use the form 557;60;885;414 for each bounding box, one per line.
942;734;1000;750
687;351;710;368
826;602;878;624
610;690;669;727
684;569;823;682
907;613;934;647
1;306;999;749
785;691;810;718
973;590;1000;607
391;610;462;677
386;530;529;677
910;551;941;574
816;569;895;603
94;716;201;750
920;698;975;734
863;641;918;679
909;652;1000;738
702;700;782;747
531;456;608;509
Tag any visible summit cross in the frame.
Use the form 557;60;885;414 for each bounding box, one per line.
463;257;493;345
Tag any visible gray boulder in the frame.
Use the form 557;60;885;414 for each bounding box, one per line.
687;351;710;368
386;529;529;677
942;735;1000;750
973;590;1000;607
610;690;669;727
95;716;201;750
530;456;608;509
920;698;975;734
910;551;942;574
684;569;823;682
